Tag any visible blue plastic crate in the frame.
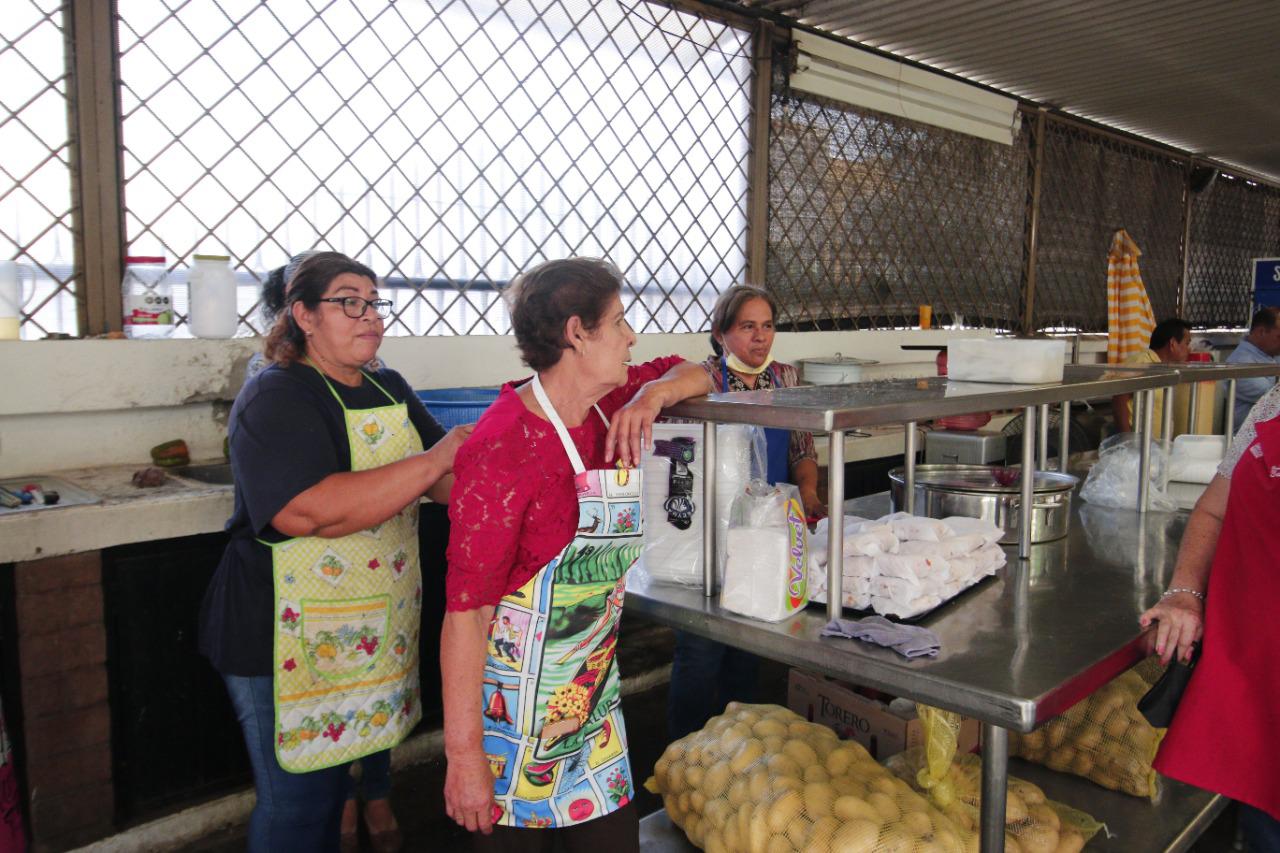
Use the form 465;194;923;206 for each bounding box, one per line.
416;387;500;429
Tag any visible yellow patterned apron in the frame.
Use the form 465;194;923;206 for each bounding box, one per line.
267;366;423;772
481;374;643;829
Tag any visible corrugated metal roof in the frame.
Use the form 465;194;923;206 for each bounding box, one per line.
731;0;1280;183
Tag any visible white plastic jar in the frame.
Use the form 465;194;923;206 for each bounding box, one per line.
122;256;173;338
188;254;238;338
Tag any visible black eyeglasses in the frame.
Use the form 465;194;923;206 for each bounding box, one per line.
318;296;393;319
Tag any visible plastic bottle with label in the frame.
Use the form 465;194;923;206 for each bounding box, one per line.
188;254;238;338
122;256;174;338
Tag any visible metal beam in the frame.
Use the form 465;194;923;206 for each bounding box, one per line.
746;20;775;286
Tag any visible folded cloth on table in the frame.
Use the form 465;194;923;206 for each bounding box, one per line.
821;615;941;657
875;552;950;582
871;594;942;620
878;511;950;542
941;515;1003;545
973;543;1007;575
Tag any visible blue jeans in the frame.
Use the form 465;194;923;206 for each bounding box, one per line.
347;748;392;802
223;674;351;853
1241;804;1280;853
667;631;761;741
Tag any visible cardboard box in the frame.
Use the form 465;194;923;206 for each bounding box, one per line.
787;669;979;761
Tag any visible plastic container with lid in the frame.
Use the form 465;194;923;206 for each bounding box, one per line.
122;256;173;338
188;254;238;338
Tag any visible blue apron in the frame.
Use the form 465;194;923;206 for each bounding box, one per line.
721;358;790;485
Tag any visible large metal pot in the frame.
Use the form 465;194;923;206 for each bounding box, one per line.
887;464;1078;545
800;355;879;384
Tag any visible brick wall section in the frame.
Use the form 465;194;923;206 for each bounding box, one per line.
15;551;114;851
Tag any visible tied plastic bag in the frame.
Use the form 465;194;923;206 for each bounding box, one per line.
1009;668;1164;799
721;480;809;622
716;425;769;582
1080;433;1176;512
647;703;970;853
886;705;1104;853
640;424;704;585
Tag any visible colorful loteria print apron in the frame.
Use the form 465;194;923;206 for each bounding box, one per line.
267;365;423;772
481;375;643;829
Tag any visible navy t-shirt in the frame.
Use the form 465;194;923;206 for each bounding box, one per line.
198;361;446;676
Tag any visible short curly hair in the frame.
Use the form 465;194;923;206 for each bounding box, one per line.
507;258;623;371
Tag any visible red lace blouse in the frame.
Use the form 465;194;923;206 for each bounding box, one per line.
445;356;684;611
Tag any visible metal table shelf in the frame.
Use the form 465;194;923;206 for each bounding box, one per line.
629;493;1183;733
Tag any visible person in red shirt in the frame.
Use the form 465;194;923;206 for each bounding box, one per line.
440;257;711;849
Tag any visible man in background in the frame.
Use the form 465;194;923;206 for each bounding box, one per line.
1111;318;1193;436
1225;306;1280;432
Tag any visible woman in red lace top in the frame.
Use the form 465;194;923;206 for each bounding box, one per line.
441;257;711;848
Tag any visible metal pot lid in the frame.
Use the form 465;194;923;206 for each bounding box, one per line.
800;353;879;366
888;464;1078;494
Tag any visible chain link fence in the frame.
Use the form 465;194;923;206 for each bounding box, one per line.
115;0;752;336
766;57;1028;331
1185;173;1280;328
0;0;79;339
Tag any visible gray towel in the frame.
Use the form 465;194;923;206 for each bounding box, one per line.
821;616;941;658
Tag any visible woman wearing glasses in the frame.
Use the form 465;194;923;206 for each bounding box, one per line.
199;252;470;852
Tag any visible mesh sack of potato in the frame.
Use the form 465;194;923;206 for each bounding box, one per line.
1009;669;1164;799
884;706;1103;853
646;702;970;852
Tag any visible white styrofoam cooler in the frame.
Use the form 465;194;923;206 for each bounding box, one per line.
947;338;1067;384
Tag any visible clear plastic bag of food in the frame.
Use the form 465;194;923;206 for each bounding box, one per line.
720;480;809;622
1080;433;1176;512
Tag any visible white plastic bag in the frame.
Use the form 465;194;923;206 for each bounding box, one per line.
878;511;950;542
640;424;704;585
720;479;809;621
714;425;768;582
1080;433;1176;511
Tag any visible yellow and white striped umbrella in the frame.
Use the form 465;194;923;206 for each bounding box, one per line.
1106;229;1155;364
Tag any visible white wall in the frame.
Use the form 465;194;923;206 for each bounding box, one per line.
0;329;1002;477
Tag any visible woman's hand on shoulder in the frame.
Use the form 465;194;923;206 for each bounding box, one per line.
444;749;497;834
431;424;475;473
1139;592;1203;665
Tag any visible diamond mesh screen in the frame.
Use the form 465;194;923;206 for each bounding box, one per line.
1;0;79;339
1184;173;1280;328
766;60;1028;331
1030;117;1188;332
115;0;752;336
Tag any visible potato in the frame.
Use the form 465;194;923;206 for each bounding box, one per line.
1005;792;1028;823
723;820;741;851
1073;727;1102;751
767;789;805;833
1046;725;1067;749
774;776;804;794
783;738;819;768
868;790;901;821
763;735;786;754
1045;747;1074;771
1055;829;1085;853
825;745;860;776
727;777;750;806
804;764;831;784
748;769;771;801
766;834;793;853
809;815;841;848
830;818;880;853
1018;730;1046;753
704;829;727;853
902;809;933;835
831;776;864;797
768;753;803;779
749;809;771;853
1008;778;1045;806
1069;753;1094;777
666;762;686;792
803;782;834;817
704;797;732;829
685;764;705;789
730;739;766;773
877;825;915;853
788;721;813;737
785;815;813;848
1018;824;1060;853
690;790;706;813
935;827;964;853
869;774;900;796
1004;833;1024;853
703;760;732;798
754;717;788;737
832;794;878;821
1027;803;1059;831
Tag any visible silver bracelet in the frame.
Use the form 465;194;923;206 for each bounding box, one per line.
1161;587;1205;601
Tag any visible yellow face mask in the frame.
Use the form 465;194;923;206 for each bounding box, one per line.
725;351;774;376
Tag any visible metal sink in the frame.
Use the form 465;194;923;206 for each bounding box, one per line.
172;462;234;486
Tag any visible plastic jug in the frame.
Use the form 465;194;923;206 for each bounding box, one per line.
188;254;238;338
0;260;36;340
123;256;174;338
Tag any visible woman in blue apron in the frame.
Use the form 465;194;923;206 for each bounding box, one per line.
667;285;824;740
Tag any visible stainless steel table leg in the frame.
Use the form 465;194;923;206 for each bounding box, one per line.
702;421;716;597
1188;381;1200;435
981;723;1009;853
1139;391;1155;513
827;430;845;620
1226;379;1237;438
1019;406;1036;561
1058;401;1070;473
904;421;917;515
1038;403;1050;470
1162;388;1174;490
